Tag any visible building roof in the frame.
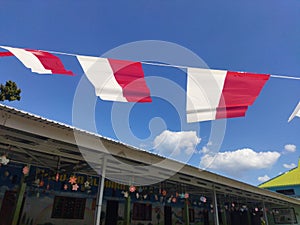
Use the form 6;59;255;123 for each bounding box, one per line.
259;160;300;188
0;103;300;206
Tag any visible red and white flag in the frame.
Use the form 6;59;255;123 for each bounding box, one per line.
187;68;270;123
0;52;13;57
76;55;152;102
288;101;300;122
0;46;73;75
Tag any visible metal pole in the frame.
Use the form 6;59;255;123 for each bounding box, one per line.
124;194;131;225
212;185;219;225
184;198;190;225
12;165;30;225
262;201;269;225
95;157;107;225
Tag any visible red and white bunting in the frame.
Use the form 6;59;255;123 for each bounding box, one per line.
76;55;152;103
187;67;270;123
0;46;73;75
288;101;300;122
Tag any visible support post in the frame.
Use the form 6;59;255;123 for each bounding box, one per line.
12;165;30;225
262;201;269;225
124;194;131;225
184;198;190;225
212;185;220;225
95;157;107;225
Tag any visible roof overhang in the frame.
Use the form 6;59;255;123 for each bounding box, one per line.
0;104;299;206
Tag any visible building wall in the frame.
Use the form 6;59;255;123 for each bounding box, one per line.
265;185;300;199
1;163;300;225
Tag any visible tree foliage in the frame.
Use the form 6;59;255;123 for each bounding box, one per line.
0;80;21;102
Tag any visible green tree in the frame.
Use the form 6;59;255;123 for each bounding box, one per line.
0;80;21;101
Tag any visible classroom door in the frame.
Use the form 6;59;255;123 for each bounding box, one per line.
0;191;17;225
164;205;172;225
105;200;119;225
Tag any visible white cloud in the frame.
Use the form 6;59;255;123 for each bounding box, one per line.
258;175;270;183
201;146;210;154
284;144;296;153
283;163;296;169
153;130;201;158
200;148;280;176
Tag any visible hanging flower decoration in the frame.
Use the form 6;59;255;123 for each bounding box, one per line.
184;193;189;199
129;185;136;192
69;175;77;184
136;193;139;199
179;193;185;199
34;178;40;187
63;184;68;190
143;194;148;200
22;166;29;175
39;180;44;187
84;180;91;189
55;173;60;182
72;183;79;191
122;191;129;198
172;197;177;203
200;196;207;203
162;190;167;196
0;155;9;165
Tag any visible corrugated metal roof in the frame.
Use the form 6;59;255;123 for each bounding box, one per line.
0;103;161;158
1;104;300;205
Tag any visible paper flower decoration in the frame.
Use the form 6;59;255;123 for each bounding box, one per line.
172;197;177;203
200;196;206;203
123;191;129;198
84;181;91;189
55;173;60;182
22;166;29;175
63;184;68;190
39;180;44;187
184;193;189;199
72;183;79;191
162;190;167;196
0;155;9;165
69;175;77;184
129;185;136;192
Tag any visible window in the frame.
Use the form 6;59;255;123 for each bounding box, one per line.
276;189;295;196
273;208;297;224
132;203;152;220
52;196;86;219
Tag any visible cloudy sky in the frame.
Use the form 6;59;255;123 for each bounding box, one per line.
0;1;300;185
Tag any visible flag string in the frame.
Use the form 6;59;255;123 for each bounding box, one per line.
1;45;300;81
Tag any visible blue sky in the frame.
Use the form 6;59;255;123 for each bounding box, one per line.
0;1;300;186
